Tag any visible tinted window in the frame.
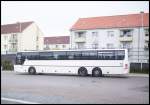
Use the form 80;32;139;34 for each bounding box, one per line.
98;51;114;60
98;50;116;60
16;50;125;62
115;50;125;60
81;51;97;60
39;52;53;60
53;51;67;60
66;51;82;60
22;52;39;60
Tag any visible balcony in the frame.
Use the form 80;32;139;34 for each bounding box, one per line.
74;37;86;42
144;43;149;49
9;48;17;52
9;39;17;43
119;36;133;42
145;36;149;42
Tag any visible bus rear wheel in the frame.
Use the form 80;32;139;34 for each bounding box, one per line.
78;67;88;76
92;67;102;77
28;67;36;75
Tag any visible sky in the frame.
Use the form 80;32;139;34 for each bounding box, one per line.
1;1;149;37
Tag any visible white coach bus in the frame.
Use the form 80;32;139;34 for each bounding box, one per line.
14;49;129;77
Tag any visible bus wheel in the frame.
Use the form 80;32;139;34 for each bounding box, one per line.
28;67;36;75
78;67;88;76
92;67;102;77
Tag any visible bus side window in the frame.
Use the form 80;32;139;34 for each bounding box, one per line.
89;51;97;60
67;51;74;60
98;53;103;60
53;51;67;60
98;50;115;60
115;50;125;60
40;52;53;60
81;51;89;60
74;51;82;60
81;51;97;60
66;51;82;60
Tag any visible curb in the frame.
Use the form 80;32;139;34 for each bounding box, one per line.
129;73;149;77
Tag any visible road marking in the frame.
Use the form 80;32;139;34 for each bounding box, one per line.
1;97;39;104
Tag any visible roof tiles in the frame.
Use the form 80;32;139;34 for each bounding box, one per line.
44;36;70;44
71;13;149;30
1;21;33;34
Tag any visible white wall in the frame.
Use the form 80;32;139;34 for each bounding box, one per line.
1;22;44;54
1;33;18;54
18;23;44;52
44;44;70;50
71;29;120;49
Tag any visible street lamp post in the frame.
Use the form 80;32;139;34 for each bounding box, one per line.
140;11;144;70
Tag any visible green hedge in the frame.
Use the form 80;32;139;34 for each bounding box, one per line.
1;60;14;70
130;63;149;74
130;68;149;74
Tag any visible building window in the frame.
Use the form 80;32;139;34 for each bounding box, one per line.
92;32;98;37
75;32;86;38
120;29;133;37
36;36;39;41
121;42;131;49
78;32;84;37
4;45;7;50
36;45;39;50
92;43;98;49
4;36;8;40
77;42;85;49
145;28;149;36
107;43;114;49
62;45;66;48
56;45;58;48
44;44;49;50
46;44;49;48
11;43;17;52
12;34;17;38
10;34;17;43
107;31;114;37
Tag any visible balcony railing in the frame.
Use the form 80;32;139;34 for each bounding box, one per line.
144;43;149;49
9;39;17;43
74;37;86;42
119;36;133;42
9;48;17;52
145;36;149;42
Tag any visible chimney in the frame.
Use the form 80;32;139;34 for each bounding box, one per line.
16;21;20;24
16;22;21;33
140;11;144;14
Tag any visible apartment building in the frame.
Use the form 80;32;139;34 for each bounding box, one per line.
1;21;44;54
70;12;149;63
44;36;70;50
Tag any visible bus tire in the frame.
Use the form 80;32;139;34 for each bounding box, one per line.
78;67;88;76
28;67;36;75
92;67;102;77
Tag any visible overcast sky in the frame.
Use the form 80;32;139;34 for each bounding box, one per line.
1;1;149;37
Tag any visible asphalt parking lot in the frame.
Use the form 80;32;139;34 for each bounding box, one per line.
1;71;149;104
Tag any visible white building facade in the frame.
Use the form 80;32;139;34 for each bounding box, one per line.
1;21;44;54
44;36;70;50
70;12;149;63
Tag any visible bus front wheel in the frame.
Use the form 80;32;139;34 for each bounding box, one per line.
78;67;88;76
92;67;102;77
28;67;36;75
